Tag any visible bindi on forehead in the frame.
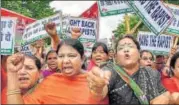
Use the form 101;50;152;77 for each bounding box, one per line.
119;38;135;44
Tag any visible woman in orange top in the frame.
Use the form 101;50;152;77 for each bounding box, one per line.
2;54;41;104
7;38;109;104
162;52;179;92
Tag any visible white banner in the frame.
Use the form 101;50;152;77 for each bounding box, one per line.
22;13;62;45
61;16;97;57
67;17;97;40
98;1;132;16
1;17;16;55
127;1;173;35
165;3;179;35
137;31;174;55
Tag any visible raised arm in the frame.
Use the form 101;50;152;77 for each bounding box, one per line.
7;53;25;104
45;22;60;51
45;22;82;51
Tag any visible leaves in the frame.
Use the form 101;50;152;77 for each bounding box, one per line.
2;0;55;19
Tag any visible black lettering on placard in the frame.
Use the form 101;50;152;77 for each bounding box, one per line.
105;1;113;5
1;21;7;29
168;37;172;48
151;6;171;28
21;46;29;51
5;32;11;41
27;32;32;38
100;1;105;6
1;32;4;41
42;20;47;25
144;1;158;14
101;1;125;6
24;34;27;39
48;16;60;22
157;36;171;48
81;21;94;28
52;16;59;21
172;18;177;27
56;23;61;27
114;1;125;4
8;20;13;28
81;28;95;36
70;20;81;27
139;35;148;46
157;36;162;48
33;28;38;34
177;20;179;27
157;11;170;28
33;23;40;29
26;27;32;33
150;35;157;47
174;9;179;16
139;0;147;5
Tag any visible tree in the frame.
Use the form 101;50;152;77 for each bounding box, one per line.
113;14;149;38
2;0;55;19
113;0;179;38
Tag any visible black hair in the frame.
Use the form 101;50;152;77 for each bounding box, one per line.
46;50;57;61
92;42;108;55
140;50;154;60
24;53;41;70
170;52;179;69
56;38;84;58
115;35;140;52
156;55;164;59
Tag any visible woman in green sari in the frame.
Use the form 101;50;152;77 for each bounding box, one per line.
87;35;179;104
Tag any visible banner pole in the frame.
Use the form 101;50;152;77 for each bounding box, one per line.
129;20;142;34
125;13;130;34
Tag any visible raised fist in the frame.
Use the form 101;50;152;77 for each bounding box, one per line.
45;22;58;38
71;27;82;39
6;53;25;73
87;66;111;95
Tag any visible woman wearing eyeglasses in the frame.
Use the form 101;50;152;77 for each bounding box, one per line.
140;50;154;68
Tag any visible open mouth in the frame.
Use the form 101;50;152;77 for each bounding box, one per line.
124;54;130;59
95;58;102;62
18;77;29;82
146;64;152;67
49;64;57;67
62;66;73;74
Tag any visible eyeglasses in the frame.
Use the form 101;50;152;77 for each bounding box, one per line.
141;57;154;61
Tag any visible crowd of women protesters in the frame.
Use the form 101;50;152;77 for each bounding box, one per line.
1;22;179;104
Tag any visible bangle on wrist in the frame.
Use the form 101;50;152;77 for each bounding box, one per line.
7;89;21;96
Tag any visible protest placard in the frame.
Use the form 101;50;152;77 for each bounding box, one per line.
137;31;174;55
1;8;36;47
165;3;179;35
20;44;32;55
22;13;62;45
98;1;133;17
61;16;97;57
80;38;95;57
69;17;97;40
127;1;173;35
61;14;71;39
1;17;16;55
